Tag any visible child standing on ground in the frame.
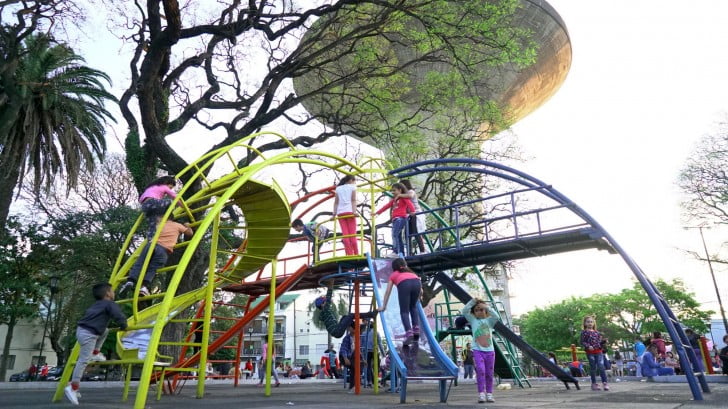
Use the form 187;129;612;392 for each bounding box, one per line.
378;258;422;345
139;176;178;239
375;183;415;257
461;298;499;403
333;175;359;255
581;315;609;391
65;283;128;405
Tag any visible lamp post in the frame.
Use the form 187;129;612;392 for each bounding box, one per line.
688;226;728;333
37;276;59;373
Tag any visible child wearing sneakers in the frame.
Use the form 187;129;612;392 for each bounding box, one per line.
65;283;127;405
581;315;609;391
461;298;499;403
119;217;193;297
378;258;422;345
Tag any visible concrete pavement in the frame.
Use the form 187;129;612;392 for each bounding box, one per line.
2;376;727;408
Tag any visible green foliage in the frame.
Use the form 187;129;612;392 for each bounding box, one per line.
0;33;116;194
518;279;713;352
124;129;147;192
0;217;45;325
0;217;45;380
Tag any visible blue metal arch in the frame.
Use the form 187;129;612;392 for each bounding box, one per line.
390;158;710;400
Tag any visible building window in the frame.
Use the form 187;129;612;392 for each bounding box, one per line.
299;345;309;356
1;355;16;370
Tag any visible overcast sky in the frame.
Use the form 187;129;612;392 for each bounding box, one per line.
507;0;728;317
64;1;728;320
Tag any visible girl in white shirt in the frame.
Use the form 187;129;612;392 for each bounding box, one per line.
333;175;359;255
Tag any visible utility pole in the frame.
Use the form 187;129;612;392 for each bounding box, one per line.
691;226;728;334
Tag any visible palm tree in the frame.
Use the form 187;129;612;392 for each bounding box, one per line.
0;33;116;230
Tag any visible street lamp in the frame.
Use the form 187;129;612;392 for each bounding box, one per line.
37;276;60;372
687;226;728;334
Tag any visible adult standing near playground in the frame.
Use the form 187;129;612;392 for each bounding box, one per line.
684;328;705;372
461;298;499;403
719;334;728;375
581;315;609;391
651;331;667;359
462;342;475;379
333;175;359;255
257;337;281;387
378;258;422;345
397;179;426;254
633;336;646;376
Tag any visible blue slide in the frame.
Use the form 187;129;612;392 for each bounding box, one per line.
367;256;458;403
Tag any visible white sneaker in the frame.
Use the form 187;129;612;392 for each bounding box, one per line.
139;286;150;296
89;352;106;362
64;385;79;405
486;393;495;402
118;281;134;295
478;392;485;403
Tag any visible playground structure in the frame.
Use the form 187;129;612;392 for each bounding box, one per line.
51;132;712;408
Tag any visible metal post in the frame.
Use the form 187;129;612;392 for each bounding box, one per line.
37;276;59;373
696;227;728;333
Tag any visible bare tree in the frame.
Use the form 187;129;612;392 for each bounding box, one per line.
679;121;728;227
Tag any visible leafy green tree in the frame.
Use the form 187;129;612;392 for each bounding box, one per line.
0;31;116;231
0;218;44;381
518;279;713;352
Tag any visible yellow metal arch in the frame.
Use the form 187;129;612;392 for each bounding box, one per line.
53;132;392;408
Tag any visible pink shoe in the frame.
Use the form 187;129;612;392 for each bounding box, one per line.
603;382;609;391
591;383;601;391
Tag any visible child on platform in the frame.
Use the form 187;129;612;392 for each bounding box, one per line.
292;218;331;262
333;175;359;255
65;283;128;405
139;175;178;239
375;183;415;257
461;298;499;403
581;315;609;391
378;258;422;345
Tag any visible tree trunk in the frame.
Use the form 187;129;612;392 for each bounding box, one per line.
0;165;20;232
0;316;18;382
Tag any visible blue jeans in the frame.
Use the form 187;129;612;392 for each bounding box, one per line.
128;244;168;285
586;353;608;384
392;217;407;256
464;364;474;379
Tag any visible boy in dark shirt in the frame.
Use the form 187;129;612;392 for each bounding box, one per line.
65;283;127;405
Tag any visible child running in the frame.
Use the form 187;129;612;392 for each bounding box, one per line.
375;183;415;257
65;283;128;405
139;175;178;239
378;258;422;345
461;298;499;403
581;315;609;391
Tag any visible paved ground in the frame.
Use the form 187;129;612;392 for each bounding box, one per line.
2;376;727;408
